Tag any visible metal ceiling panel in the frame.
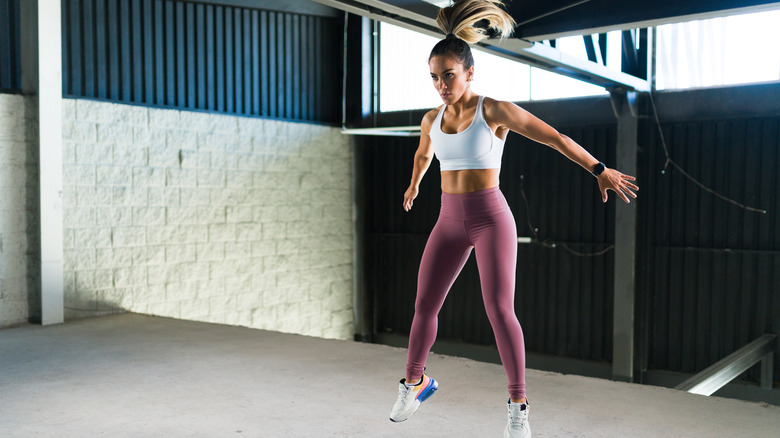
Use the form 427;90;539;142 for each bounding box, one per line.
343;0;780;40
312;0;779;91
510;0;780;41
313;0;651;91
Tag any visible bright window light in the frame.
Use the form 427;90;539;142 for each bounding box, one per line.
379;22;606;112
543;31;624;71
656;10;780;90
529;67;607;100
378;23;445;112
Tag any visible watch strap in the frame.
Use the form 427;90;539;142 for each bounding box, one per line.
592;162;606;177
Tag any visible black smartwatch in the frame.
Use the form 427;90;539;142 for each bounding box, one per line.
591;162;606;177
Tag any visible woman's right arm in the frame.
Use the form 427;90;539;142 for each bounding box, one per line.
403;111;437;212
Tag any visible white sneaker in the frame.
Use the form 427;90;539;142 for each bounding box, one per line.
504;400;531;438
389;374;438;422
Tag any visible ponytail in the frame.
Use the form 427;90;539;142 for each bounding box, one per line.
429;0;516;69
436;0;515;44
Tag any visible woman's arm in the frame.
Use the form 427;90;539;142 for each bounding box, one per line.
487;99;638;203
403;110;437;211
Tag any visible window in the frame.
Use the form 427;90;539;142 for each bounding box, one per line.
656;10;780;90
379;22;606;112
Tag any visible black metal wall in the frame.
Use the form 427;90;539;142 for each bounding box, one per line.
638;92;780;383
365;86;780;385
0;0;21;92
61;0;342;123
366;98;618;363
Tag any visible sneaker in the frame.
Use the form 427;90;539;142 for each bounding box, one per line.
504;400;531;438
389;374;438;422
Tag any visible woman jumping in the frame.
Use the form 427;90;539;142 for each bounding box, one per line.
387;1;638;437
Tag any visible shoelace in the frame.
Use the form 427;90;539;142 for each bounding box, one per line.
396;384;411;402
507;406;528;429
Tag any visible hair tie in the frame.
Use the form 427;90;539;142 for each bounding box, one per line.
445;33;457;39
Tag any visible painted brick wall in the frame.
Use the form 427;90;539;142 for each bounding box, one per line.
61;98;354;340
0;94;39;327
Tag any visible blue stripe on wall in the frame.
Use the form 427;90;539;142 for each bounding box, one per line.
61;0;342;124
0;0;21;92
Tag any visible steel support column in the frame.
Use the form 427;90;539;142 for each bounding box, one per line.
19;0;64;325
611;89;638;382
349;14;374;341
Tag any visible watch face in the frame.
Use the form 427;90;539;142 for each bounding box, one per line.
594;162;605;175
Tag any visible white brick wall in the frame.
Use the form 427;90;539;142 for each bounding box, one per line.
61;99;354;340
0;94;38;327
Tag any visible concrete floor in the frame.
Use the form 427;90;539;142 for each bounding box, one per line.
1;314;778;437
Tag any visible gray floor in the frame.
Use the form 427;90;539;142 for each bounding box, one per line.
1;314;778;437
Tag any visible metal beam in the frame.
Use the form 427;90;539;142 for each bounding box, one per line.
514;0;592;27
485;40;650;91
346;0;437;27
583;35;598;63
312;0;442;38
512;0;780;42
310;0;650;92
189;0;341;17
598;33;608;66
675;334;777;396
621;30;639;76
20;0;64;325
341;125;421;136
611;89;639;382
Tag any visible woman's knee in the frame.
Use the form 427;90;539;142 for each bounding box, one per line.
414;296;442;317
484;301;517;323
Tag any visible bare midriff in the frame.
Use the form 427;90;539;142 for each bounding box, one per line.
440;168;500;194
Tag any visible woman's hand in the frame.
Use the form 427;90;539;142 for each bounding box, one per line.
597;169;638;203
403;185;419;211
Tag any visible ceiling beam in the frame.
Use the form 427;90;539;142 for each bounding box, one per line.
509;0;780;41
193;0;341;17
485;40;649;91
311;0;650;92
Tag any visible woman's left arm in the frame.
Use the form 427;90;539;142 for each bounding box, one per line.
488;99;638;203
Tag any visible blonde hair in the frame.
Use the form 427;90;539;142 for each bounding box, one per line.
436;0;516;44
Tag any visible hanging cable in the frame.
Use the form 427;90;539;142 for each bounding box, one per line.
518;175;539;240
648;92;767;214
558;241;615;257
518;175;615;257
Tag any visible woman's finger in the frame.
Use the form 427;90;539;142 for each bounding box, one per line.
617;188;630;203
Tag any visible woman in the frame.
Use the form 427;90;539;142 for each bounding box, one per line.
388;1;638;437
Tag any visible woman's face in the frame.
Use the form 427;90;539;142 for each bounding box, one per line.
429;55;473;105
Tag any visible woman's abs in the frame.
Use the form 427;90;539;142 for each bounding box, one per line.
440;168;500;194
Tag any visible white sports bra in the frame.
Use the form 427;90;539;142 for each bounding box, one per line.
429;95;505;171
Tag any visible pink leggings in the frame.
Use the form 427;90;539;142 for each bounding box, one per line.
406;187;526;400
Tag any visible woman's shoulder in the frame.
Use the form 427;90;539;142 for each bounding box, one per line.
482;96;515;110
428;104;444;118
420;106;443;131
482;96;521;120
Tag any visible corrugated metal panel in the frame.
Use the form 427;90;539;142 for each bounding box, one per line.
0;0;21;92
368;89;780;385
61;0;342;123
639;115;780;383
366;124;618;362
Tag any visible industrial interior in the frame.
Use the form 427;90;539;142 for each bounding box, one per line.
1;0;779;436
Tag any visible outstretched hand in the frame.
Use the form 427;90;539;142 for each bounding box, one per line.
597;168;638;203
